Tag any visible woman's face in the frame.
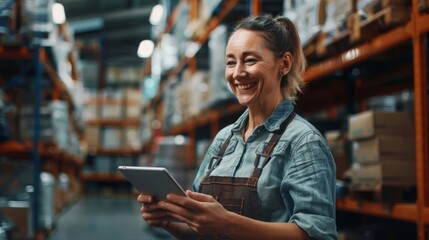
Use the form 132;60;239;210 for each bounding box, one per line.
225;29;283;108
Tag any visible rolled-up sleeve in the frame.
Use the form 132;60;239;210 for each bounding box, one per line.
282;131;337;240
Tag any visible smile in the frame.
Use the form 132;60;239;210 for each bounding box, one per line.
236;83;256;90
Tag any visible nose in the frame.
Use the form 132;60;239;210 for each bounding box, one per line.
232;62;246;79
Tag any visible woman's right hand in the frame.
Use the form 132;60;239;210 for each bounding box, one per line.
137;193;172;227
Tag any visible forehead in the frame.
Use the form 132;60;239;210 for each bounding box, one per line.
226;29;268;54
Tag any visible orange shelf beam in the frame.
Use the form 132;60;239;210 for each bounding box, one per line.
304;21;413;82
336;197;418;222
84;98;140;106
0;46;33;59
196;0;239;44
86;119;140;127
424;207;429;224
81;173;126;182
417;13;429;34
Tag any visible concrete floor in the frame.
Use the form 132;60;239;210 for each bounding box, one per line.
48;196;174;240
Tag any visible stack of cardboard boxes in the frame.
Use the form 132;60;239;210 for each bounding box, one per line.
347;110;416;198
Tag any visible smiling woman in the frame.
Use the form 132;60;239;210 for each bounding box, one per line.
137;14;337;240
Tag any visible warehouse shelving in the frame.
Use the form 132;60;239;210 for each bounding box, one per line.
139;0;428;239
336;198;418;223
0;14;84;238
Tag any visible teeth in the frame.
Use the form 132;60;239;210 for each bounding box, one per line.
237;83;255;90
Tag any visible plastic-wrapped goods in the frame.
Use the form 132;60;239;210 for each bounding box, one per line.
124;127;141;150
162;76;188;130
184;70;210;118
160;34;179;73
322;0;353;37
107;67;141;85
80;60;99;89
124;88;141;104
101;104;122;119
39;172;55;229
357;0;376;11
52;37;73;83
58;172;69;192
153;136;190;169
173;2;189;57
208;24;234;106
284;0;326;46
0;0;16;36
200;0;222;22
101;128;122;148
153;136;196;189
21;0;56;46
20;101;70;150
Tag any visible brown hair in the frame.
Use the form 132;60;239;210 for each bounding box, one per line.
232;15;306;103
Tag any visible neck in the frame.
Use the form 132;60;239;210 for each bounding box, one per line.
245;98;283;136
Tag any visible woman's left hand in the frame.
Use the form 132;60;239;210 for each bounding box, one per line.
159;190;233;235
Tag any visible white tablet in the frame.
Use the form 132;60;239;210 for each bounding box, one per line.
118;166;187;201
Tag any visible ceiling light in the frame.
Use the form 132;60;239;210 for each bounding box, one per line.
137;40;154;58
52;3;66;24
149;4;164;25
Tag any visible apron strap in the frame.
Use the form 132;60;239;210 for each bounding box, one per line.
250;112;296;180
205;133;234;177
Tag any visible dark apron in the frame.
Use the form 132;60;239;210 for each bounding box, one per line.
197;112;295;239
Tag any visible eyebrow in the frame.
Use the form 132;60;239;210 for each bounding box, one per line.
225;51;261;58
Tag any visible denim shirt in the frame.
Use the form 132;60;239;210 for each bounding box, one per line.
192;100;337;240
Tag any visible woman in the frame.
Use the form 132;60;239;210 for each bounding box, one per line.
138;15;337;240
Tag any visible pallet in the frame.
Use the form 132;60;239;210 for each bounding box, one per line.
349;6;410;43
364;0;409;18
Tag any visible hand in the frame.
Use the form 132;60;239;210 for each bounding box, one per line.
159;190;233;235
137;193;172;227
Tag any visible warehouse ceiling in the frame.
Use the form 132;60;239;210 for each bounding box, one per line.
56;0;284;68
56;0;163;67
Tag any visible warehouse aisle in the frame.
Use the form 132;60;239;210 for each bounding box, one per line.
49;197;174;240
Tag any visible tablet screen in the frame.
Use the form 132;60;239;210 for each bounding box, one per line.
118;166;187;201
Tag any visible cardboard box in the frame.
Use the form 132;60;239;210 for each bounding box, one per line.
352;136;415;164
0;202;32;239
86;126;99;147
125;104;140;119
350;161;416;190
348;111;414;140
101;104;122;119
324;130;347;156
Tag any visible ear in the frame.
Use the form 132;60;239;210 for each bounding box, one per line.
280;52;292;76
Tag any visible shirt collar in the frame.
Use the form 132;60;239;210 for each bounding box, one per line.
231;100;295;134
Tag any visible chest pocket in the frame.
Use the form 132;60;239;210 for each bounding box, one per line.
210;138;238;157
254;140;290;168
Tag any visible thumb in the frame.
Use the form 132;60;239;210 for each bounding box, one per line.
186;190;215;202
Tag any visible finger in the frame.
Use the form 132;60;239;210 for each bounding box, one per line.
141;202;163;213
186;191;216;202
159;201;194;221
168;191;216;211
142;209;171;221
137;194;153;203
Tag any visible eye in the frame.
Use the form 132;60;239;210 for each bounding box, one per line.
244;58;257;65
226;60;236;67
